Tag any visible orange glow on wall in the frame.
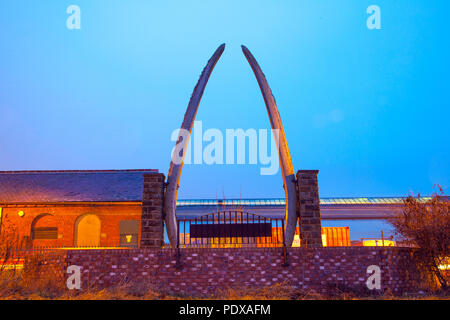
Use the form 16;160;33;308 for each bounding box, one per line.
322;227;351;247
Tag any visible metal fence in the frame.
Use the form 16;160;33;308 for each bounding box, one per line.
177;210;286;248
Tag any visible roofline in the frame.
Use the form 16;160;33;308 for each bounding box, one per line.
1;196;445;207
0;169;159;174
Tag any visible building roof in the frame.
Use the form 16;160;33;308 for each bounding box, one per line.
0;170;158;203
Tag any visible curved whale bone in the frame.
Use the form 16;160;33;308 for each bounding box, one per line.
241;45;298;247
164;44;226;247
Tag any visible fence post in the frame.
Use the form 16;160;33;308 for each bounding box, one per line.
281;219;288;266
176;220;182;269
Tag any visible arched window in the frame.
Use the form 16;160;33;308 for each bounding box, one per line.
31;214;58;240
74;214;101;247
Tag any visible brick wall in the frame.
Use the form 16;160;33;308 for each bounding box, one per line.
65;247;421;296
140;173;165;248
296;170;323;247
23;250;68;283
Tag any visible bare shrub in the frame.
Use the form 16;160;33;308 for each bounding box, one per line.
388;187;449;292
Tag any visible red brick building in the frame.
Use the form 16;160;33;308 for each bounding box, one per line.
0;170;159;248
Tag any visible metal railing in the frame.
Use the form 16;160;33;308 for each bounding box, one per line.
177;210;286;248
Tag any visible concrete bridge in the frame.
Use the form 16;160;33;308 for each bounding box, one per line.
175;197;433;220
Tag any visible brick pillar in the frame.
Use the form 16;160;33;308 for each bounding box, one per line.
296;170;323;247
140;173;165;248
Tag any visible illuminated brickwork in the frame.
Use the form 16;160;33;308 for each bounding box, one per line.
0;170;164;248
0;204;142;247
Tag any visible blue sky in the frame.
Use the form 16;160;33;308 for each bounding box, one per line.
0;1;449;200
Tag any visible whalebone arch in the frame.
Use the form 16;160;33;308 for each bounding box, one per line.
164;44;297;247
